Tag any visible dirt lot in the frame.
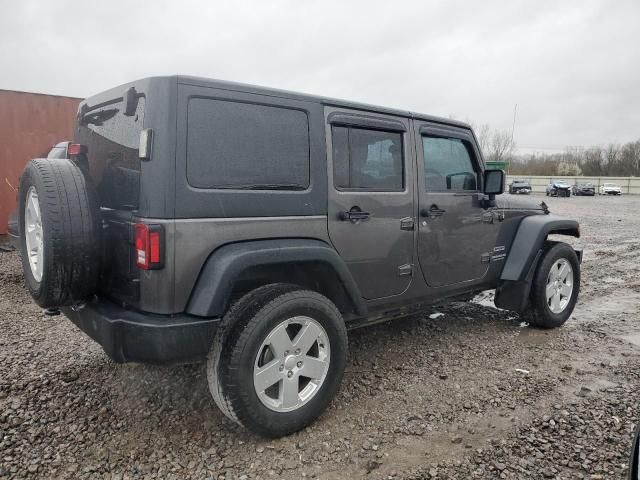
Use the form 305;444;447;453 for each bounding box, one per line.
1;194;639;480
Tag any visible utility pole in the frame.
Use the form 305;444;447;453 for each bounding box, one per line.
507;103;517;176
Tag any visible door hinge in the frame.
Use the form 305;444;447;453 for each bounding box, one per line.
400;217;415;231
398;264;413;276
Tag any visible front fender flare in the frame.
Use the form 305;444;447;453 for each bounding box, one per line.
186;238;367;318
494;214;580;312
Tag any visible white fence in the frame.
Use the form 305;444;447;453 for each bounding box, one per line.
505;175;640;194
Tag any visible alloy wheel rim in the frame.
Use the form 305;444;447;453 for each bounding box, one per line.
253;316;330;412
24;186;44;282
546;258;573;314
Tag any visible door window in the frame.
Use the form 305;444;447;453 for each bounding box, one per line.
422;136;477;192
333;126;403;191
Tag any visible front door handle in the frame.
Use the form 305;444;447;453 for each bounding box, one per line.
339;207;370;223
421;204;446;218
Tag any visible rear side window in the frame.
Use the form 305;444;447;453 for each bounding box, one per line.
422;136;477;192
332;126;404;191
187;98;310;190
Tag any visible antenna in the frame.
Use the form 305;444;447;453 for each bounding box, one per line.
510;103;517;146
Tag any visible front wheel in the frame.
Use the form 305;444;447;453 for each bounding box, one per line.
207;284;348;437
524;242;580;328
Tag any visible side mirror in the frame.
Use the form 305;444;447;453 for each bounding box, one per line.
484;169;505;196
631;425;640;480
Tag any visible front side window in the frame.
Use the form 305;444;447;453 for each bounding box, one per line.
332;126;403;191
422;136;478;192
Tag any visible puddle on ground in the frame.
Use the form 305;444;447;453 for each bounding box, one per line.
620;334;640;347
517;328;554;345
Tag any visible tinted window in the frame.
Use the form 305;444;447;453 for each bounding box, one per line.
422;136;477;191
187;98;310;189
76;97;145;210
333;126;403;191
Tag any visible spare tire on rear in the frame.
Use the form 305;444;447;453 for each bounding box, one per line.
18;158;101;308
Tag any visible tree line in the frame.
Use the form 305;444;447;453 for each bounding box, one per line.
470;122;640;177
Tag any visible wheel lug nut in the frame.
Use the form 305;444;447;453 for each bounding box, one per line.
297;361;303;368
279;365;284;371
287;371;293;378
295;348;301;355
284;350;289;355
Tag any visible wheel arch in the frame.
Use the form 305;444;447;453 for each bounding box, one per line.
494;214;581;312
186;238;367;318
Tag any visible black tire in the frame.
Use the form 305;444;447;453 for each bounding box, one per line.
524;242;580;329
18;159;101;308
207;284;348;437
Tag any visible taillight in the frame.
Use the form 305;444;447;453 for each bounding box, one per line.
134;223;164;270
67;143;88;156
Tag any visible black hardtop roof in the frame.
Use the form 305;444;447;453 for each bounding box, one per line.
80;75;473;131
174;75;472;130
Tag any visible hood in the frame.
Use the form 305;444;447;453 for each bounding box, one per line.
495;194;547;213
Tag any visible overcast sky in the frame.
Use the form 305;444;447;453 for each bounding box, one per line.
1;0;638;153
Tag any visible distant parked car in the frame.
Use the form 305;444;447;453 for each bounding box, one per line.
599;182;622;195
509;179;531;194
546;181;572;197
7;141;71;248
572;182;595;196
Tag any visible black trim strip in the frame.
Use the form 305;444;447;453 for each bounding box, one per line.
327;112;407;132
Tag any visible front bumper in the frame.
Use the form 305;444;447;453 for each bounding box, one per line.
62;300;220;364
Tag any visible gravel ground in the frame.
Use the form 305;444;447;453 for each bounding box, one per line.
1;194;639;480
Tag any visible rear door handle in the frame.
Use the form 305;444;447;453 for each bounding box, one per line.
339;207;370;223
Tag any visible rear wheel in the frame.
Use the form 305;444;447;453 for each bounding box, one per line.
207;284;348;437
524;242;580;328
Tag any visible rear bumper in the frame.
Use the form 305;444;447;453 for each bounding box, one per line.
61;300;220;364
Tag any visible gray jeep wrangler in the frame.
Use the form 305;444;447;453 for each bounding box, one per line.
17;76;581;437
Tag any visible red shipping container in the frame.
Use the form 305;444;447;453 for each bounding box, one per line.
0;90;81;234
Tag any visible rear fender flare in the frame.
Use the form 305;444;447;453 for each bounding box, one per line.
186;239;367;318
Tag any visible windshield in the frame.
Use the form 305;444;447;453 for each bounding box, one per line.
604;183;618;187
